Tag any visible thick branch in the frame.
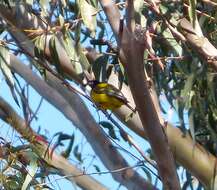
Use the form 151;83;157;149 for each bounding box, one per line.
126;0;135;33
86;46;217;188
9;54;157;190
85;45;217;188
0;3;82;83
2;1;216;188
0;96;107;190
99;0;180;189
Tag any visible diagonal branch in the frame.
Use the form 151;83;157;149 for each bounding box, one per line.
0;3;82;83
0;96;107;190
9;54;157;190
178;18;217;70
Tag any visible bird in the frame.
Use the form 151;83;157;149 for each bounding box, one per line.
88;80;135;112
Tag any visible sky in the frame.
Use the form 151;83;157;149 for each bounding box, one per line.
0;22;191;190
0;72;152;189
0;59;194;189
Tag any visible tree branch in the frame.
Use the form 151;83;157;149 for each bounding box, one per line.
0;3;82;83
0;96;107;190
85;46;217;188
125;0;135;33
99;0;180;188
178;18;217;70
9;54;157;190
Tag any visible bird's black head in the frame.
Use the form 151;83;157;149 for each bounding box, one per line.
88;80;100;88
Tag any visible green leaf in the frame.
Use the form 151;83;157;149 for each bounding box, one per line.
207;74;216;105
134;0;146;27
188;108;195;143
181;74;195;108
5;178;20;190
26;0;33;5
93;164;101;173
79;0;97;37
159;4;168;15
61;134;75;158
188;0;196;28
58;15;65;27
49;35;64;74
99;121;118;140
73;145;82;162
188;0;203;36
2;0;12;8
62;33;83;74
34;35;46;58
39;0;49;17
89;0;98;8
21;157;38;190
162;28;183;56
0;46;20;106
0;46;14;86
76;43;90;70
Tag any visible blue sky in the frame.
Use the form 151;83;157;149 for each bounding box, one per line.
0;72;154;189
0;59;190;189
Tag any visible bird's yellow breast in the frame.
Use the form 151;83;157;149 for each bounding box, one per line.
90;89;124;110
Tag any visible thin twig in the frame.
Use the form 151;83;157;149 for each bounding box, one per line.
34;163;144;188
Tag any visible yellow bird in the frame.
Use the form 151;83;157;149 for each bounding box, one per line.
89;80;135;112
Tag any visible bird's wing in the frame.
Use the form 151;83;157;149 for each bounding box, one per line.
94;83;128;104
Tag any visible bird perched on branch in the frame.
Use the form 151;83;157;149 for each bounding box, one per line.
88;80;135;112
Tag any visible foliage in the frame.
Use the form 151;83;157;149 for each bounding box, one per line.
0;0;216;189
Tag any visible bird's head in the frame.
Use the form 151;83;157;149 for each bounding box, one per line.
88;80;100;88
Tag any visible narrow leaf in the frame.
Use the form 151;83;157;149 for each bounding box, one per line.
0;46;14;86
188;0;203;36
181;74;195;108
0;46;20;106
188;108;195;143
62;33;83;74
99;121;118;140
79;0;97;37
21;158;38;190
93;165;101;173
73;145;82;162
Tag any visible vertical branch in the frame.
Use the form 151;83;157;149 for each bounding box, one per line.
100;0;181;189
126;0;135;33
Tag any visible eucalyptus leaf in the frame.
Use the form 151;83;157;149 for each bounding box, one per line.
79;0;97;37
93;164;101;173
188;0;196;27
99;121;118;140
134;0;146;26
49;35;62;74
188;0;203;36
0;46;14;86
188;108;195;143
62;33;83;74
0;46;20;106
61;133;75;158
181;74;195;108
21;157;38;190
141;167;152;182
162;28;182;56
73;145;82;162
